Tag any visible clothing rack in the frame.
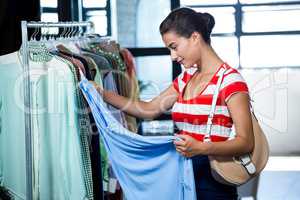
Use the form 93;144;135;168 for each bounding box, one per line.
20;21;94;200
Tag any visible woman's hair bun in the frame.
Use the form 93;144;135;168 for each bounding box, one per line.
160;7;215;44
197;12;215;36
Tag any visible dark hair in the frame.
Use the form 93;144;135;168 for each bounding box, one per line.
159;7;215;44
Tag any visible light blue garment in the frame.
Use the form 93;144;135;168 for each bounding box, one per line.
31;56;90;200
0;52;26;200
0;51;92;200
79;77;197;200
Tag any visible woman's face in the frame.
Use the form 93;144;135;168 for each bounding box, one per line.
162;31;200;69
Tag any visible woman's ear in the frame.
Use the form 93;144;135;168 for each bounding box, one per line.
191;31;200;40
191;32;201;43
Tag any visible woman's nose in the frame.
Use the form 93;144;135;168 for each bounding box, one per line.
170;50;177;61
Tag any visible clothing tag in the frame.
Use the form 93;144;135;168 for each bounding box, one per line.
108;178;118;193
103;181;108;191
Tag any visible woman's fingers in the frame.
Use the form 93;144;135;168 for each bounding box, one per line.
176;147;192;157
176;145;190;152
89;81;104;94
174;134;198;157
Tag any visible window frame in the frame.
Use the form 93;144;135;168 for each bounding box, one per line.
127;0;181;123
181;0;300;69
40;3;58;21
81;0;112;36
40;0;111;37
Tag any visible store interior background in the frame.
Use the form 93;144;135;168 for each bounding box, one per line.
1;0;300;199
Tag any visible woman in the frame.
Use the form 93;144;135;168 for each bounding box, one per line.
93;7;254;200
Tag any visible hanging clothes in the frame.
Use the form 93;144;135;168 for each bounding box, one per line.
119;48;140;132
52;48;100;200
57;39;133;197
0;50;94;200
1;33;141;200
82;44;140;196
79;76;197;200
87;44;138;133
80;50;126;194
0;52;26;200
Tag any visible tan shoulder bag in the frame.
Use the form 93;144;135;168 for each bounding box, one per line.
204;67;269;186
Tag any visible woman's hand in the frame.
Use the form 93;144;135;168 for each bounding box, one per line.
174;134;209;157
89;81;104;95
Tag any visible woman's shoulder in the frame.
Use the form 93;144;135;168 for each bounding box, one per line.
223;63;239;74
222;63;246;84
220;63;249;102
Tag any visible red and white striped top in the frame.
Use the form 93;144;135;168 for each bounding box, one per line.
172;63;249;142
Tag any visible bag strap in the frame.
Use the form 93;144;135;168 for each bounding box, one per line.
203;65;227;142
204;65;257;175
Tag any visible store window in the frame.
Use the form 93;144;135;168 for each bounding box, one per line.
193;7;236;34
181;0;237;6
240;0;300;4
40;0;59;34
136;0;171;48
136;56;173;101
134;0;172;102
40;0;58;9
181;1;239;68
115;0;174;135
211;36;239;67
240;35;300;68
242;5;300;33
40;0;111;37
116;0;172;98
82;0;110;36
40;0;58;21
240;2;300;68
181;0;300;68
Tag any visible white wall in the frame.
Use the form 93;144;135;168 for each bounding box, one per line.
241;68;300;156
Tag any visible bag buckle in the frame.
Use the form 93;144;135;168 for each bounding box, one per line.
239;154;256;175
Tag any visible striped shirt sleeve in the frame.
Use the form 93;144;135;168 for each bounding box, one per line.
173;76;180;92
220;70;249;103
172;71;186;93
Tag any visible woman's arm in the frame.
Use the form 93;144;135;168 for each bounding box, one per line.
174;92;254;157
205;92;254;155
92;82;179;119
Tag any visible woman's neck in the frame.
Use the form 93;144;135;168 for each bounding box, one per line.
197;45;223;74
